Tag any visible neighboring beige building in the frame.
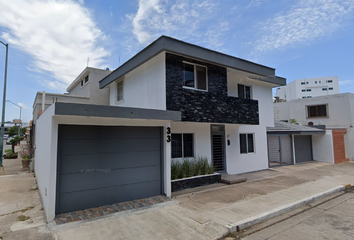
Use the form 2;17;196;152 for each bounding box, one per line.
274;93;354;162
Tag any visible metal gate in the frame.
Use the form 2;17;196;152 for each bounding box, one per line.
268;135;293;166
211;125;225;172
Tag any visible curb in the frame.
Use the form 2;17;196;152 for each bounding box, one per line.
226;185;346;232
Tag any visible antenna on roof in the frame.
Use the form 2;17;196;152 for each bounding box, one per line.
87;57;89;67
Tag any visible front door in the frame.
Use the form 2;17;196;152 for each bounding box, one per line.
211;125;226;172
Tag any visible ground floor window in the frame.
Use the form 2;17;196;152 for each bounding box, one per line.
240;133;254;154
172;133;194;158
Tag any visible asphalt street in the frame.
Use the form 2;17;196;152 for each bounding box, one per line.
242;192;354;240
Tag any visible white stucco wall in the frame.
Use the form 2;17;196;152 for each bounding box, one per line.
226;124;269;174
109;52;166;110
34;105;58;222
274;93;353;127
170;122;212;163
312;130;335;163
252;84;274;127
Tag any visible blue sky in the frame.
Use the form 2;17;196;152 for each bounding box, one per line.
0;0;353;123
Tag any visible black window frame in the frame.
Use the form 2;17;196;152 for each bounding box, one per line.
307;104;328;118
238;84;252;99
183;62;208;91
171;133;194;158
240;133;255;154
117;79;124;102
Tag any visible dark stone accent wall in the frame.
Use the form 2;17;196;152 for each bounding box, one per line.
166;53;259;124
171;174;221;192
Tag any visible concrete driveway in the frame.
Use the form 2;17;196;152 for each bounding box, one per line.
2;160;354;240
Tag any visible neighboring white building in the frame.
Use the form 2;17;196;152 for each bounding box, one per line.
32;67;111;124
274;92;354;163
34;36;286;222
275;76;340;101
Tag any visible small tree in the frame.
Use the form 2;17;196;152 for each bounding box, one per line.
9;136;23;153
8;126;19;137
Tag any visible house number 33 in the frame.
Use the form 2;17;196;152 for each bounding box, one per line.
166;127;171;142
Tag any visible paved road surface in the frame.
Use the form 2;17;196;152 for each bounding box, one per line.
243;192;354;240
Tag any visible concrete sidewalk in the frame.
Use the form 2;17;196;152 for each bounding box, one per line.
53;161;354;240
1;160;354;239
0;141;54;240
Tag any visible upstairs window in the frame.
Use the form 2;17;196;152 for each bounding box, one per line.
183;62;207;91
307;105;328;118
301;82;306;85
307;89;311;92
80;75;89;87
322;88;328;91
329;87;333;90
117;80;124;102
302;89;306;92
238;84;251;99
171;133;194;158
327;80;333;83
240;133;254;154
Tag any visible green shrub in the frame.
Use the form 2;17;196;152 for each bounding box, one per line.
171;157;215;180
171;161;181;180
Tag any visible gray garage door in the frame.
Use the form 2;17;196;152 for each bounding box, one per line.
56;125;163;214
294;135;313;163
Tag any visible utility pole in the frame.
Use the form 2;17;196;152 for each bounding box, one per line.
0;40;8;171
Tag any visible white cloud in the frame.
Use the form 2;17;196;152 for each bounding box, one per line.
253;0;354;54
127;0;225;49
18;102;28;109
339;80;354;85
0;0;109;92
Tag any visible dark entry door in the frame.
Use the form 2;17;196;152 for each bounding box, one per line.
294;135;313;163
211;125;225;172
56;125;162;214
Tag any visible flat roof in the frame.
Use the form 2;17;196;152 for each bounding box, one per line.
99;36;286;89
54;102;181;121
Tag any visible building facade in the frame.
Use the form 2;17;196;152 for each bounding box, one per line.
34;36;286;222
275;76;340;101
274;93;354;163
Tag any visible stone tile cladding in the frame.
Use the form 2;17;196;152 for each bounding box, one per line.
165;53;259;124
54;195;170;225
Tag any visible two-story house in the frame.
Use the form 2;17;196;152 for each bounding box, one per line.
34;36;285;222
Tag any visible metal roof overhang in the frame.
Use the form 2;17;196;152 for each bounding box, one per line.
99;36;286;89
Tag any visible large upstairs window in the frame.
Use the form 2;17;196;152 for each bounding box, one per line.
183;62;207;91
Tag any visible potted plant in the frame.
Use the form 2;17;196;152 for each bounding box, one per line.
19;144;33;168
3;149;18;159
